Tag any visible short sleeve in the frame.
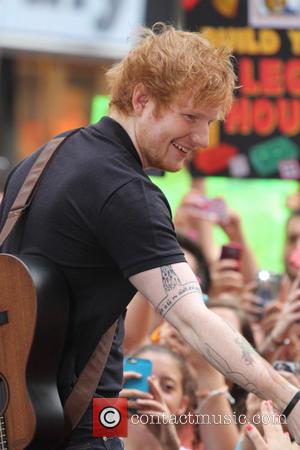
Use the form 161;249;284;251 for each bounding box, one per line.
97;177;185;277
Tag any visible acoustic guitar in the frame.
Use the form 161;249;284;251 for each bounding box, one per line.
0;254;69;450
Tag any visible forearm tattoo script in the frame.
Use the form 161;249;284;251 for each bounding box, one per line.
157;265;201;317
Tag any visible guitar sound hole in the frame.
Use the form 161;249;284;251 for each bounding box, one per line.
0;375;8;416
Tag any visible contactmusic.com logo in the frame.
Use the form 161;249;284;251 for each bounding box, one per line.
93;398;128;437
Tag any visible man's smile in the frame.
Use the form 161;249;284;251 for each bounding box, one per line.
172;142;190;154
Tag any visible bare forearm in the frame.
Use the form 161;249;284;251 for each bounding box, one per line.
195;219;219;265
173;306;297;412
240;244;258;283
129;263;297;414
221;219;258;282
200;395;239;450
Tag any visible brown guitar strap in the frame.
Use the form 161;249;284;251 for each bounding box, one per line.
0;129;118;435
63;320;118;433
0;135;67;247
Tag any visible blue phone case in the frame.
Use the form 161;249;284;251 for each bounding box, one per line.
123;357;152;393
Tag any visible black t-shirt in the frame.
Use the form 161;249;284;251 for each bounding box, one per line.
0;117;185;399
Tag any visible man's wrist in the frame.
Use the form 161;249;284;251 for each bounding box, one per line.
262;369;298;412
273;381;298;412
282;391;300;419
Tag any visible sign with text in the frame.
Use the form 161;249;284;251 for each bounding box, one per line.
185;0;300;179
0;0;146;58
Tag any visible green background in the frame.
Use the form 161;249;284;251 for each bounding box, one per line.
150;169;297;273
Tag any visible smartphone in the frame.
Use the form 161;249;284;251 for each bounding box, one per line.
220;242;242;260
220;242;242;271
255;270;281;307
123;357;152;393
273;360;300;374
192;196;227;222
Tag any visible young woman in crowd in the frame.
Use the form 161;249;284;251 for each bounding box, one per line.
145;298;249;450
120;344;200;450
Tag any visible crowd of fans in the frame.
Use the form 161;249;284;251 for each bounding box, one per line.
1;170;298;449
121;179;300;450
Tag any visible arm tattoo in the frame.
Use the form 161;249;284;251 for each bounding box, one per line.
161;266;181;291
158;265;201;317
223;318;256;366
234;335;256;367
204;343;264;398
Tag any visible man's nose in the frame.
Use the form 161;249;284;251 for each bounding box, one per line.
191;124;209;149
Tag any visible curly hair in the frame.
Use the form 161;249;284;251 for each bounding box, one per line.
106;23;236;120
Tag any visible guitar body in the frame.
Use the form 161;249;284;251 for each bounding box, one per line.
0;254;69;450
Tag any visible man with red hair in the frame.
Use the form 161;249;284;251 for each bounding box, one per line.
0;23;299;449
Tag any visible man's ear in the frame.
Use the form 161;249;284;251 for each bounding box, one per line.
132;83;149;115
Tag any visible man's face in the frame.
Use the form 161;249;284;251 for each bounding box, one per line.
133;88;218;172
284;216;300;279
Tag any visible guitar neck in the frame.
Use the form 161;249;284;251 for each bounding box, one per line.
0;416;8;450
